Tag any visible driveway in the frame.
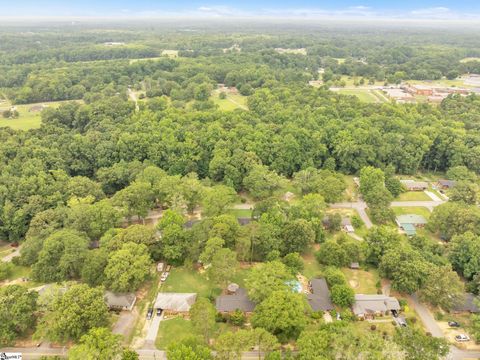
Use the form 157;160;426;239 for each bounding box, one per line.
329;201;373;229
424;191;442;202
113;309;138;342
143;312;163;349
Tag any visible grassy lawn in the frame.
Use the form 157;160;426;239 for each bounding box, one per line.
155;317;197;349
336;89;380;103
155;316;238;349
460;57;480;63
407;78;473;88
352;320;396;337
7;265;31;281
393;207;432;220
228;208;253;218
0;243;15;258
396;191;431;201
162;266;251;299
0;100;82;130
302;252;323;279
342;268;380;294
211;91;248;111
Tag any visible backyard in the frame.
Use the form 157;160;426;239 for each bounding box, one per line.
342;268;380;294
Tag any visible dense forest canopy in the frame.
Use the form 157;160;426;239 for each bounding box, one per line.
0;21;480;241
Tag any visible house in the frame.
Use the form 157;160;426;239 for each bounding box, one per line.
341;217;354;233
352;294;400;319
215;287;256;313
437;179;456;189
154;292;197;313
396;214;428;236
453;293;480;314
306;278;334;312
29;104;46;112
104;291;137;311
406;85;433;96
400;180;428;191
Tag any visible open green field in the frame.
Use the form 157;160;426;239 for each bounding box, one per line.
337;89;383;103
228;208;253;218
396;191;431;201
407;78;473;88
156;317;197;349
460;57;480;63
393;206;432;220
342;268;380;294
0;100;81;130
162;266;251;298
211;91;248;111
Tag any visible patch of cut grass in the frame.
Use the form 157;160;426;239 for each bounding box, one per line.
155;317;196;349
337;89;379;103
393;207;432;220
342;268;380;294
396;191;431;201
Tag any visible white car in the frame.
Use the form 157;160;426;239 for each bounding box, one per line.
160;272;169;282
455;334;470;342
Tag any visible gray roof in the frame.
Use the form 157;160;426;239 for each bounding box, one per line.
104;291;136;308
352;294;400;315
396;214;428;226
438;179;456;188
307;278;334;311
154;293;197;312
216;288;256;312
453;293;480;313
400;180;428;190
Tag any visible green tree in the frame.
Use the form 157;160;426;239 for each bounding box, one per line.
112;181;154;221
252;291;308;342
81;249;108;287
418;265;464;310
68;327;122;360
202;185;237;217
315;240;348;267
243;164;283;199
209;248;238;287
365;226;402;265
36;284;109;343
0;285;38;346
296;329;331;360
450;181;478;204
190;298;216;343
167;340;213;360
121;349;139;360
282;252;304;275
32;229;89;282
281;219;315;255
449;232;480;280
245;261;294;302
393;328;449;360
105;242;152;292
199;237;225;265
331;284;355;307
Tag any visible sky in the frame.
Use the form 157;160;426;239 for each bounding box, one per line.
0;0;479;20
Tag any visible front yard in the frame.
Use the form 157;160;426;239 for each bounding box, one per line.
396;191;431;201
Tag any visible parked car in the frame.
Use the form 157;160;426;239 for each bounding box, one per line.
448;321;460;328
157;308;163;316
160;272;169;282
157;262;165;272
146;308;153;320
455;334;470;342
396;317;407;327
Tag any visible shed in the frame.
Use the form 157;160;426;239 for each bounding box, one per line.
104;291;137;311
215;288;256;313
154;293;197;312
350;262;360;270
307;278;334;312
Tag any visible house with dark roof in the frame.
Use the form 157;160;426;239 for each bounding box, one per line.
437;179;456;189
453;293;480;314
352;294;400;319
104;291;137;311
306;278;334;312
216;287;256;313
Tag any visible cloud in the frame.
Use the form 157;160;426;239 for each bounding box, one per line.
409;7;457;19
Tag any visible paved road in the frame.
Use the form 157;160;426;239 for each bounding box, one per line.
330;201;373;229
0;347;66;359
410;294;480;360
